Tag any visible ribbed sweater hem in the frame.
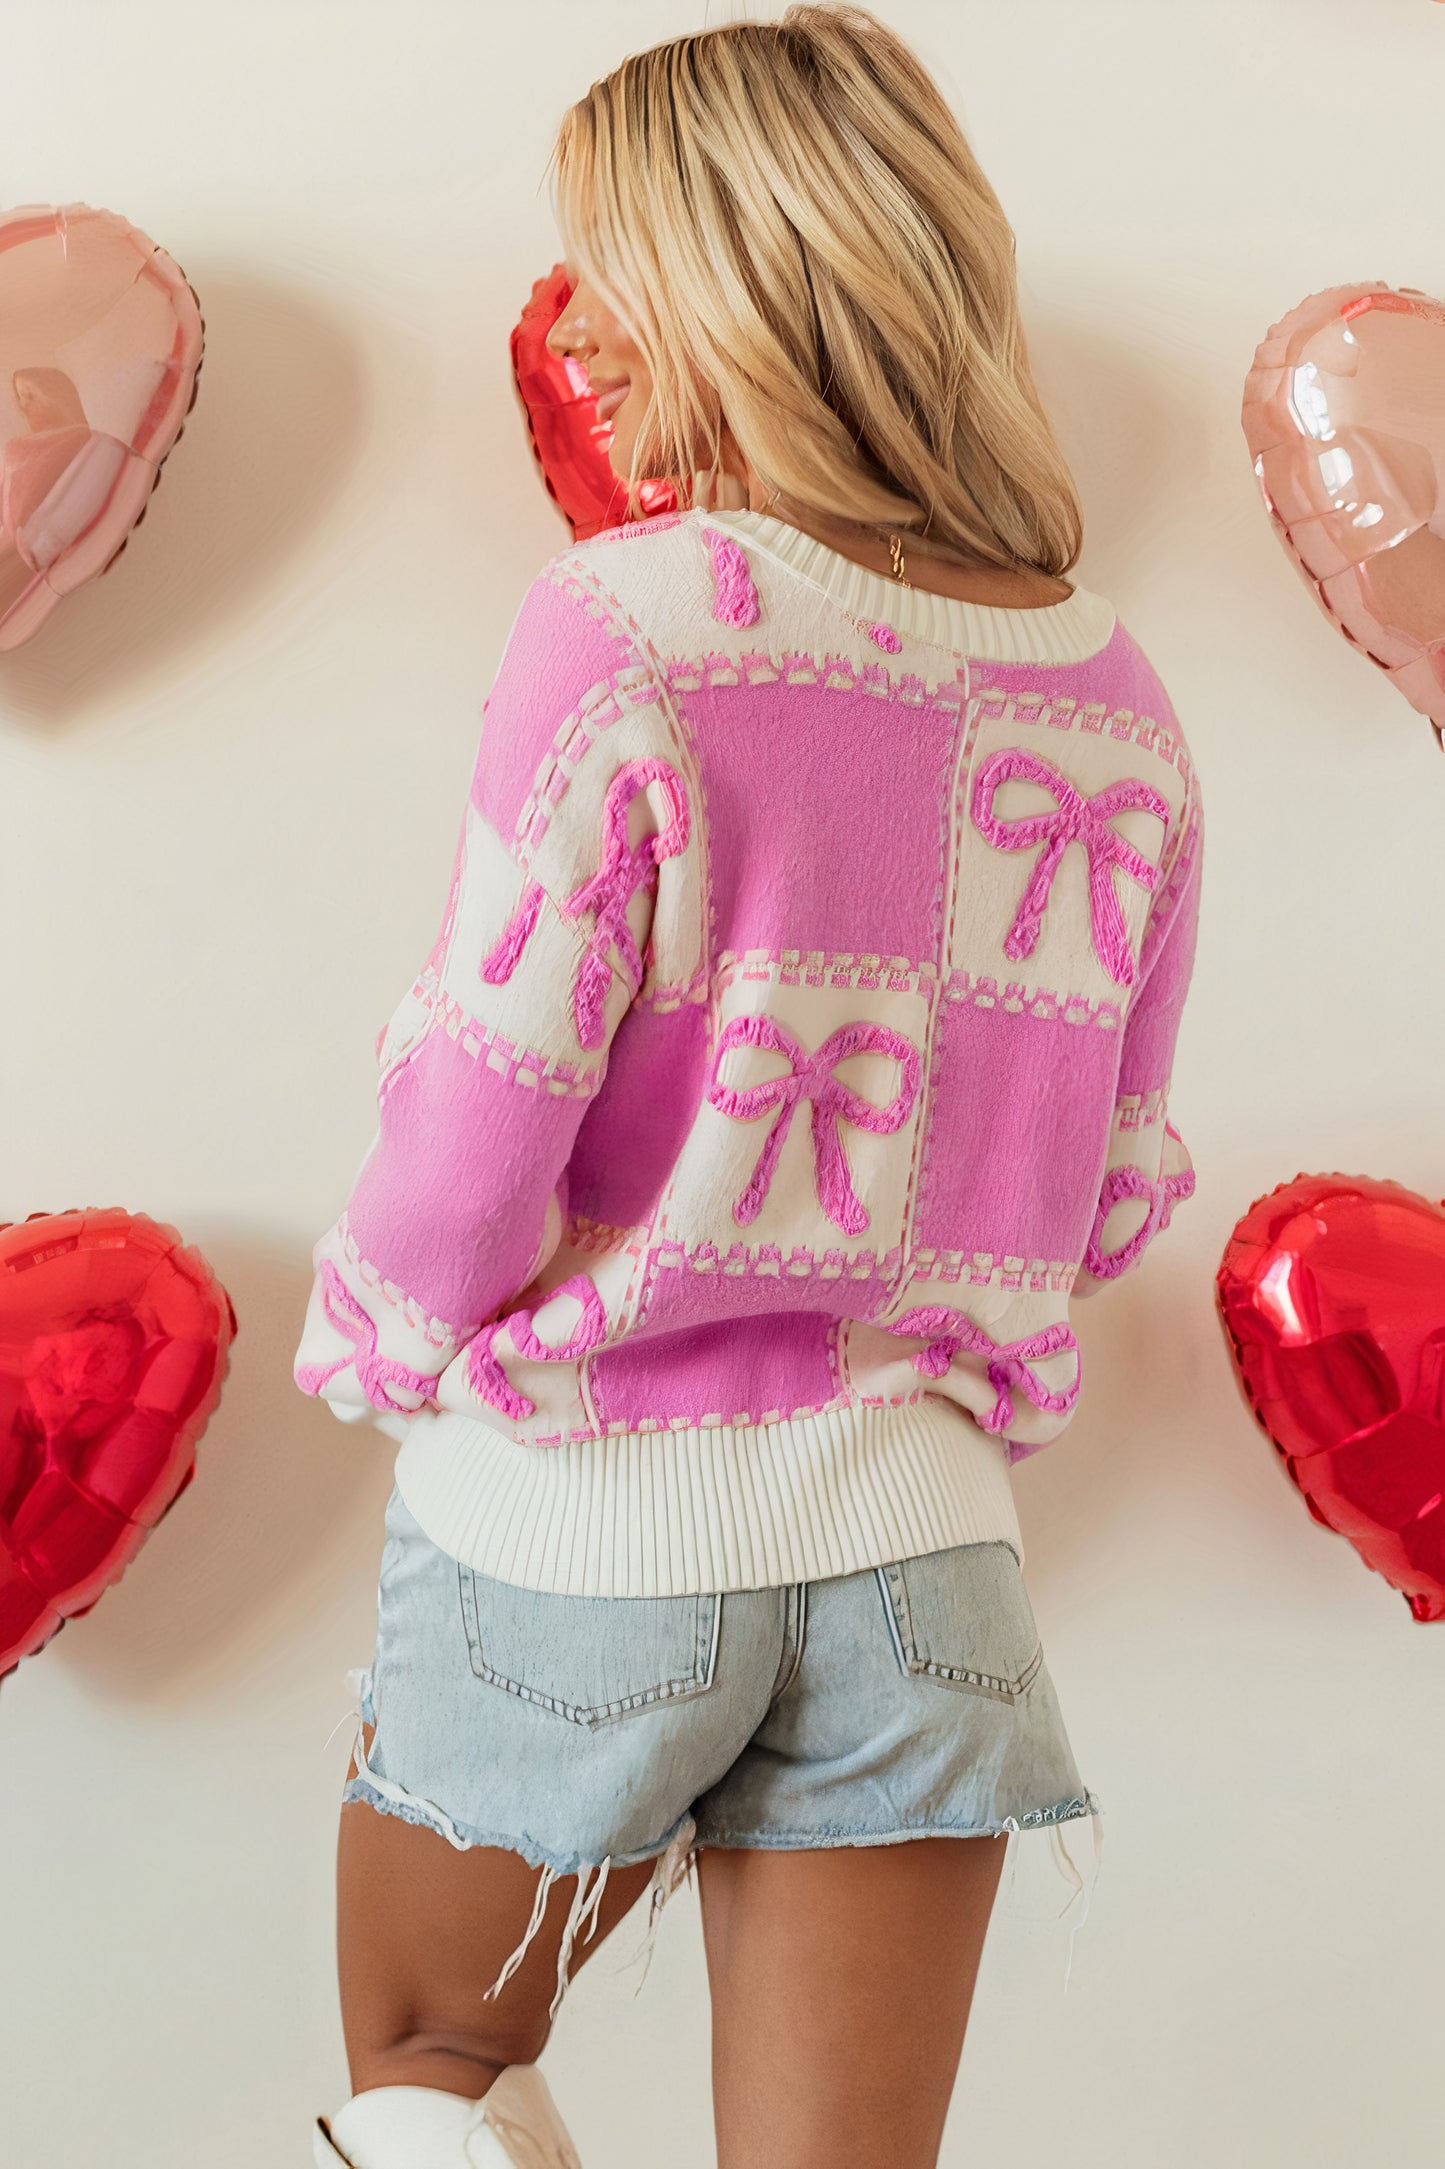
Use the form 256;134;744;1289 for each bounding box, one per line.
391;1398;1024;1598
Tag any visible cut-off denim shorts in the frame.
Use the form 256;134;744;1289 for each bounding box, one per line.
345;1488;1102;2017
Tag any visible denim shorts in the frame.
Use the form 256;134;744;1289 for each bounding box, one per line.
345;1488;1101;2013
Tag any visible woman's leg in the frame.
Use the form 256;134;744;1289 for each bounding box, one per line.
337;1739;658;2100
697;1833;1008;2169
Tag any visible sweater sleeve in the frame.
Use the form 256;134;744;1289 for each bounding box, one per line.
293;561;683;1426
1074;781;1202;1297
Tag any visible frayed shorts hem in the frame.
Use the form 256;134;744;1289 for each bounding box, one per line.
344;1771;1101;1864
341;1758;701;2023
342;1771;697;1881
693;1788;1102;1851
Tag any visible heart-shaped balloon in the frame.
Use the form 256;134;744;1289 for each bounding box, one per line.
510;263;676;541
1217;1172;1445;1622
1241;281;1445;738
0;1208;236;1679
0;202;204;652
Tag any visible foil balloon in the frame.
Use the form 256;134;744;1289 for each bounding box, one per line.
511;263;676;541
1241;282;1445;739
0;1208;236;1679
0;202;204;653
1217;1173;1445;1623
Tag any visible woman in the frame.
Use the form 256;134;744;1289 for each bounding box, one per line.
297;8;1201;2165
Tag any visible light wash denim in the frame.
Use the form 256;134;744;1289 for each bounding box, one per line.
346;1487;1101;2011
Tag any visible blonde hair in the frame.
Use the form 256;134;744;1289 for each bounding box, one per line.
552;4;1083;577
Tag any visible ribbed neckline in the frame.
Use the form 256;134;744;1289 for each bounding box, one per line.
705;507;1118;666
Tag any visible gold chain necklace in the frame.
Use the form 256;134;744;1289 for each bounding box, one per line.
888;532;910;586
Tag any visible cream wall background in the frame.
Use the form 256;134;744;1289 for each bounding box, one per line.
3;2;1442;2162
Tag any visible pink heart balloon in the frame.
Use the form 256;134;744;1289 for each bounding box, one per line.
1241;282;1445;738
0;202;204;652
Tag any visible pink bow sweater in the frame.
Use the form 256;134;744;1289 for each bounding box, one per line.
294;508;1202;1597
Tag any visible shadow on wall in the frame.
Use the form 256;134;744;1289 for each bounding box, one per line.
1023;282;1222;601
1009;1223;1297;1594
1009;1210;1383;1636
55;1237;393;1708
0;268;380;734
1005;1246;1224;1592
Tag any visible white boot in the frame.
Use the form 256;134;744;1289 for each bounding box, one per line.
314;2066;581;2168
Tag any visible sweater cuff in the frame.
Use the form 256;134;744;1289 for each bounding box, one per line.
293;1218;465;1425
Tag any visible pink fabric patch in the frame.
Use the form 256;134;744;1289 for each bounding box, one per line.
348;1025;591;1328
425;818;468;979
637;1251;893;1336
588;1312;837;1430
481;759;690;1050
468;1273;608;1421
568;1000;712;1227
706;1014;920;1234
1085;1141;1195;1278
470;577;637;841
971;746;1169;988
478;877;543;986
889;1306;1080;1434
705;527;761;627
294;1261;444;1413
1118;846;1201;1095
679;680;957;958
864;621;902;653
608;513;687;541
970;622;1171;738
913;995;1120;1261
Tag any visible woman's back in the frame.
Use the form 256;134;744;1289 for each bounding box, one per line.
301;16;1205;2159
298;505;1200;1596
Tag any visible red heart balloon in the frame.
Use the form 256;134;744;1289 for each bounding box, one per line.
0;1208;236;1679
0;203;205;652
510;263;677;542
1217;1173;1445;1622
1241;281;1445;739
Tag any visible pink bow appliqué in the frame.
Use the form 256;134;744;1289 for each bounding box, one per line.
971;747;1169;987
890;1306;1081;1435
295;1261;444;1414
466;1274;608;1424
707;1016;921;1235
1085;1131;1196;1279
481;759;689;1050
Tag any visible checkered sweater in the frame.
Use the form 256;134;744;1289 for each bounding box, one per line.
295;508;1201;1596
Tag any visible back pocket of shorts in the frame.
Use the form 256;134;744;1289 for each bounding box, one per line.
877;1542;1042;1703
458;1567;721;1727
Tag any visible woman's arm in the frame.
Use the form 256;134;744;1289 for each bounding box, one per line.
1073;786;1202;1297
293;560;682;1424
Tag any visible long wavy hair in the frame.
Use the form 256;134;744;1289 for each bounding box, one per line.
552;4;1084;577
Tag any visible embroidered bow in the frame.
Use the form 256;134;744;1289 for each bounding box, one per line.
1085;1141;1196;1279
466;1274;608;1423
890;1306;1081;1435
482;758;690;1049
707;1016;921;1235
971;747;1169;987
295;1261;444;1414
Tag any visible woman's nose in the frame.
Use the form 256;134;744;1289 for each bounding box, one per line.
546;307;591;362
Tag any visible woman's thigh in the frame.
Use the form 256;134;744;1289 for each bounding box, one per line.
698;1833;1008;2169
336;1489;788;2090
692;1537;1096;2166
338;1773;660;2092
